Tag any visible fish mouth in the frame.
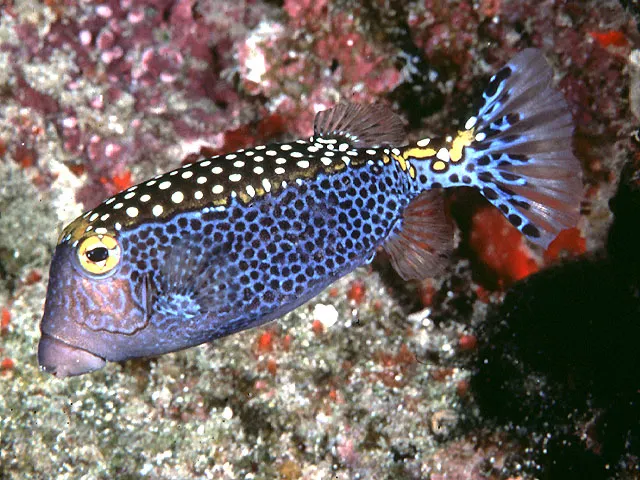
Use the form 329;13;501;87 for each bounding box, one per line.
38;334;106;378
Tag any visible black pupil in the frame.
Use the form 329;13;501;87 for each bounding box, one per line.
86;247;109;263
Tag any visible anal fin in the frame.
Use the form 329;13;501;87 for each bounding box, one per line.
383;191;453;280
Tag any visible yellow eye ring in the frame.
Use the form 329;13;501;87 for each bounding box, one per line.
76;234;122;276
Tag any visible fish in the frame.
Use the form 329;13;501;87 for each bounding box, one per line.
38;49;582;378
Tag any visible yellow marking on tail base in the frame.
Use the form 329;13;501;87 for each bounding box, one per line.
449;129;475;163
391;153;408;171
432;160;447;172
401;147;438;159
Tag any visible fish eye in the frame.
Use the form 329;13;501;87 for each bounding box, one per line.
76;234;121;276
86;246;109;263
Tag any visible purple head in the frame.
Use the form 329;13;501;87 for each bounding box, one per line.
38;234;161;378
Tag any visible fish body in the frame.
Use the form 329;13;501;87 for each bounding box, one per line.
39;49;583;377
42;140;414;362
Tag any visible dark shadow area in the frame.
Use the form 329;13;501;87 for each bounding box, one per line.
471;156;640;478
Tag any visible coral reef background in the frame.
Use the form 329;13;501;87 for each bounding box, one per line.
0;0;637;478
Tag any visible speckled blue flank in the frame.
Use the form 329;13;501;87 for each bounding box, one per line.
113;159;411;349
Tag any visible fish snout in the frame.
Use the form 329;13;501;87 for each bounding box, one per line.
38;335;106;378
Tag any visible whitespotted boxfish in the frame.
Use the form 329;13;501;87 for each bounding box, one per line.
39;49;582;377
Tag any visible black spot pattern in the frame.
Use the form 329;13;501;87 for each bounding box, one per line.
116;160;408;345
485;66;512;98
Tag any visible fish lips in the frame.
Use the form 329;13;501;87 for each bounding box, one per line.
38;334;106;378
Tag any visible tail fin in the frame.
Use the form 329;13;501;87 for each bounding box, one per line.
465;48;582;248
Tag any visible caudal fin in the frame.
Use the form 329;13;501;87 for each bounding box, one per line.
466;48;582;248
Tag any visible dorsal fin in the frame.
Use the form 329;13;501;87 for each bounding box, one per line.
383;190;453;280
313;102;406;148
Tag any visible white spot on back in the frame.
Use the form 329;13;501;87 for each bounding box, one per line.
200;160;211;167
95;227;107;235
276;157;286;164
253;156;264;162
280;144;292;151
297;160;310;168
475;132;487;142
146;180;157;186
262;178;271;192
113;202;123;210
226;153;237;160
246;185;256;197
115;222;122;231
152;205;163;217
321;157;331;166
229;173;242;182
290;151;303;158
194;190;203;200
159;181;171;190
465;116;478;130
275;167;285;175
417;138;430;147
266;150;277;156
100;213;110;221
254;166;264;175
182;171;193;179
197;176;207;184
126;206;139;218
124;192;135;199
436;148;450;161
89;213;99;221
171;191;184;204
140;194;151;202
212;166;223;174
234;160;245;168
366;149;376;155
212;185;224;194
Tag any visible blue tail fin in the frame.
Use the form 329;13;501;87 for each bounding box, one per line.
463;49;582;248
